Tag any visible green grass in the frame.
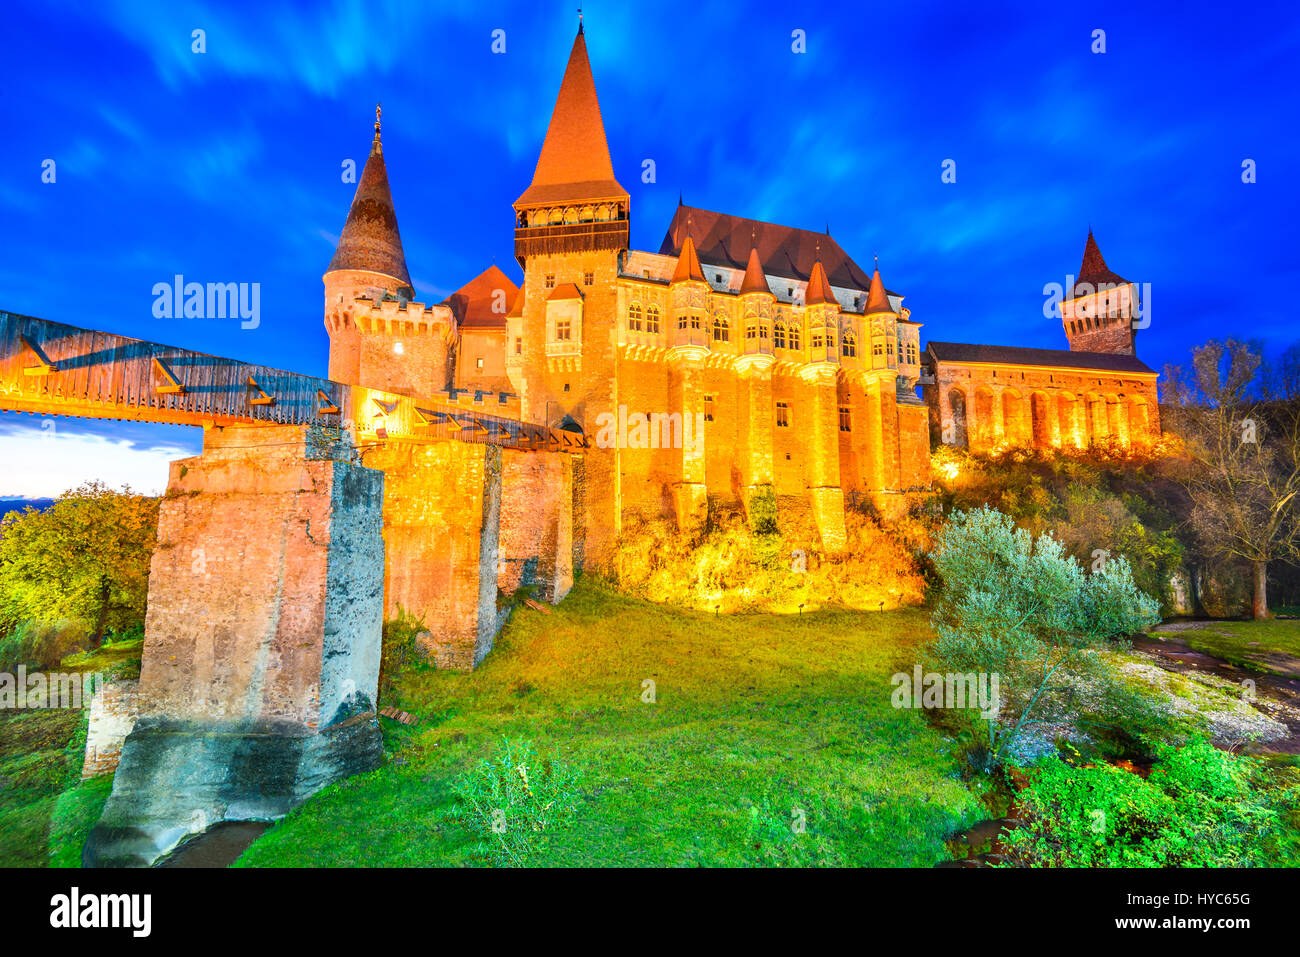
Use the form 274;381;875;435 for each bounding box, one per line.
239;580;985;867
1178;619;1300;677
0;637;137;867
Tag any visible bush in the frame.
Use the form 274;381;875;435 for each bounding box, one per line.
929;507;1160;762
450;738;583;867
378;606;424;705
0;619;93;674
1005;738;1297;867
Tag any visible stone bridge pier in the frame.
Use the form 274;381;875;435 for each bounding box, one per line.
84;424;386;867
362;440;574;671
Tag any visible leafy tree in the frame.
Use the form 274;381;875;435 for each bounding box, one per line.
0;482;159;646
1162;339;1300;618
930;507;1159;762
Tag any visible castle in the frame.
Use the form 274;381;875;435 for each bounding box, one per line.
323;22;1160;574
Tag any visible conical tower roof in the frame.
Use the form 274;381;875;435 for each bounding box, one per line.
1072;229;1127;297
864;266;893;315
515;26;628;208
740;245;771;295
327;106;411;288
672;233;707;284
805;259;838;306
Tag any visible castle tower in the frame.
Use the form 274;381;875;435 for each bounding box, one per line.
1061;230;1139;355
665;231;710;531
324;107;453;396
799;254;848;550
736;242;776;519
513;20;629;570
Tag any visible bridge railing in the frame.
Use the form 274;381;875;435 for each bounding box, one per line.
0;310;584;452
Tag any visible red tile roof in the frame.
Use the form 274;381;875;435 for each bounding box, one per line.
443;264;520;329
327;116;411;287
671;234;707;284
514;28;628;209
548;282;584;301
1072;230;1129;298
865;268;893;314
659;205;894;296
739;245;771;295
805;260;838;306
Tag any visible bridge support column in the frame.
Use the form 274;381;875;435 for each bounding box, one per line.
363;440;504;671
84;424;386;867
500;448;573;605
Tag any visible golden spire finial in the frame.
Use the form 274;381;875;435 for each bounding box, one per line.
375;103;382;137
578;7;584;34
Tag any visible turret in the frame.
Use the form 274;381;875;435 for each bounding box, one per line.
1061;230;1138;355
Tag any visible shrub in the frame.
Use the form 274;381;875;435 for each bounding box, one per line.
450;738;583;867
1005;738;1296;867
378;606;424;704
930;507;1160;762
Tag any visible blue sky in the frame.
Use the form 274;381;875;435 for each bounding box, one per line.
1;0;1297;496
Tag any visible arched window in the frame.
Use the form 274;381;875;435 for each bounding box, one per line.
712;316;729;342
773;321;787;349
907;342;918;364
646;305;660;334
842;333;856;358
563;207;579;224
788;323;801;350
628;303;643;331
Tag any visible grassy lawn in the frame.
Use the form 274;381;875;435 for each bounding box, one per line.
1179;619;1300;676
240;581;986;867
0;636;137;867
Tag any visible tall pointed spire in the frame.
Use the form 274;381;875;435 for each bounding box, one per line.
327;104;411;289
805;258;837;306
514;24;627;208
740;243;770;295
1073;229;1127;297
865;263;893;315
672;232;706;284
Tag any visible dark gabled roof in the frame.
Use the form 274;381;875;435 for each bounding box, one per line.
926;341;1156;375
443;264;519;330
659;204;894;295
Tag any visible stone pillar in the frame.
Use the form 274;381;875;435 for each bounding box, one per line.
500;448;574;604
738;358;775;523
85;424;385;868
1046;392;1063;448
362;440;503;671
669;349;708;532
802;365;847;552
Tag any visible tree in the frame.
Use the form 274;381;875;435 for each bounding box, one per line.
930;507;1159;763
1162;339;1300;619
0;481;160;646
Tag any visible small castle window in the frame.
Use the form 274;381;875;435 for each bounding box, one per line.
515;337;522;354
773;322;787;349
704;395;715;422
584;271;595;286
715;273;724;284
555;318;571;340
907;342;918;364
776;402;790;428
629;303;643;331
873;341;884;358
838;406;851;432
842;334;856;358
545;274;555;289
812;331;824;349
476;357;485;370
787;287;795;297
712;316;729;342
788;324;801;350
646;306;661;333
